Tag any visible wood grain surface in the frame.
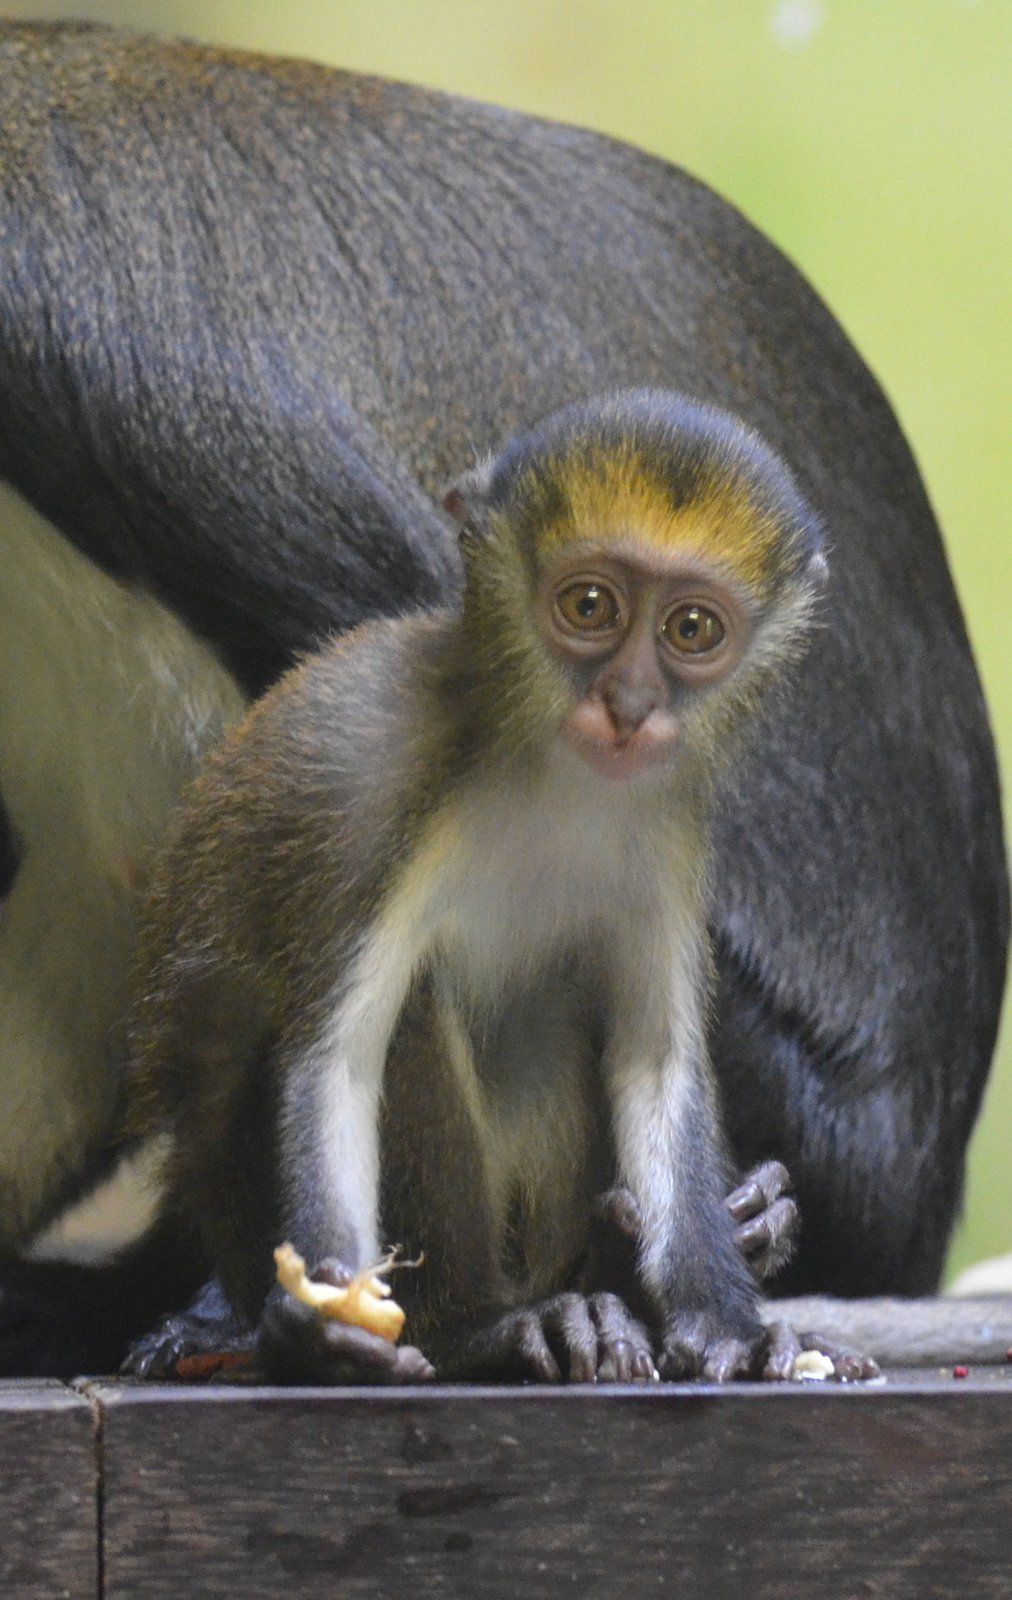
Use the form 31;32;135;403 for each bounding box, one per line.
86;1375;1012;1600
0;1379;97;1600
4;1374;1009;1597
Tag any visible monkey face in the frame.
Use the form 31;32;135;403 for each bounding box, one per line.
535;544;753;781
449;391;827;776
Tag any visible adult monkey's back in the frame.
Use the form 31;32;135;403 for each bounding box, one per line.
0;21;1005;1369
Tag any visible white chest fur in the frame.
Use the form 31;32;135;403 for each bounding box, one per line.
432;747;695;1008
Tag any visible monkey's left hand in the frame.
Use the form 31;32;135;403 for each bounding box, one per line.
585;1187;766;1380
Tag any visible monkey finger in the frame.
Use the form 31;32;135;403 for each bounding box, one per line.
309;1258;355;1288
658;1310;769;1383
587;1291;656;1383
590;1187;644;1242
701;1337;753;1383
733;1195;799;1280
799;1330;880;1382
313;1320;421;1380
584;1188;650;1315
386;1344;437;1382
542;1292;600;1383
657;1314;708;1380
726;1160;793;1224
257;1287;425;1384
761;1319;802;1382
511;1308;563;1383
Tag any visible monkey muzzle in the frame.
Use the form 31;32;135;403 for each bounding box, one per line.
562;700;680;781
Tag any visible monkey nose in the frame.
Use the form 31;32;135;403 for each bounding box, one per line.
601;682;660;739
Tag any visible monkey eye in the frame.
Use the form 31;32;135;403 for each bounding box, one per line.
662;603;726;655
555;581;622;634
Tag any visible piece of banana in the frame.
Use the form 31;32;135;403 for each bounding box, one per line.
274;1241;406;1343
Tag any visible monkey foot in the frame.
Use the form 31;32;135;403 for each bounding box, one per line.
726;1160;798;1282
123;1292;253;1381
762;1320;880;1383
257;1258;434;1385
655;1315;880;1384
439;1291;656;1384
657;1309;769;1382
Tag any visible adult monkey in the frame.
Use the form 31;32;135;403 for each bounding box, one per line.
0;21;1006;1374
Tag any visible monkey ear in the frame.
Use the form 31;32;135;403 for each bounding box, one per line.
443;459;495;545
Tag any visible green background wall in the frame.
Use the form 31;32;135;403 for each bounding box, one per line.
6;0;1009;1277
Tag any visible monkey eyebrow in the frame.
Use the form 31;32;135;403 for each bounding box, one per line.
541;538;731;586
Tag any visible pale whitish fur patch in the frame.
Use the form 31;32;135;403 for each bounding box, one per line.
24;1134;174;1266
604;904;709;1293
439;749;710;1296
0;485;245;1249
948;1251;1012;1296
434;741;695;1007
306;738;707;1276
302;904;434;1266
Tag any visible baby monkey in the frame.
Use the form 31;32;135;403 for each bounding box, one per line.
125;390;827;1384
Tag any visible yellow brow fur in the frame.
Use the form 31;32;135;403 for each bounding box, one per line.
531;447;783;596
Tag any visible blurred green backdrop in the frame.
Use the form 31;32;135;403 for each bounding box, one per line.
6;0;1009;1277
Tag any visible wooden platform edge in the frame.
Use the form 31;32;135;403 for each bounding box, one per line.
3;1373;1011;1599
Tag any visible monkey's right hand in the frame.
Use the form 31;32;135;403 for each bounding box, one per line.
256;1260;435;1385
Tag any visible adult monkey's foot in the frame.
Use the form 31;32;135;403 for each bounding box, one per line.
123;1276;254;1380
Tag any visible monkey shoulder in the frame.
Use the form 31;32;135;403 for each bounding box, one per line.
177;611;449;894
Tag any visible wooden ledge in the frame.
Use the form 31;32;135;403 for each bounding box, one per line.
3;1372;1011;1598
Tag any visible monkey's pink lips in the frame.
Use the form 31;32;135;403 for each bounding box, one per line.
563;703;679;781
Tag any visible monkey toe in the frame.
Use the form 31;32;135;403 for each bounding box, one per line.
256;1286;433;1385
588;1292;656;1382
